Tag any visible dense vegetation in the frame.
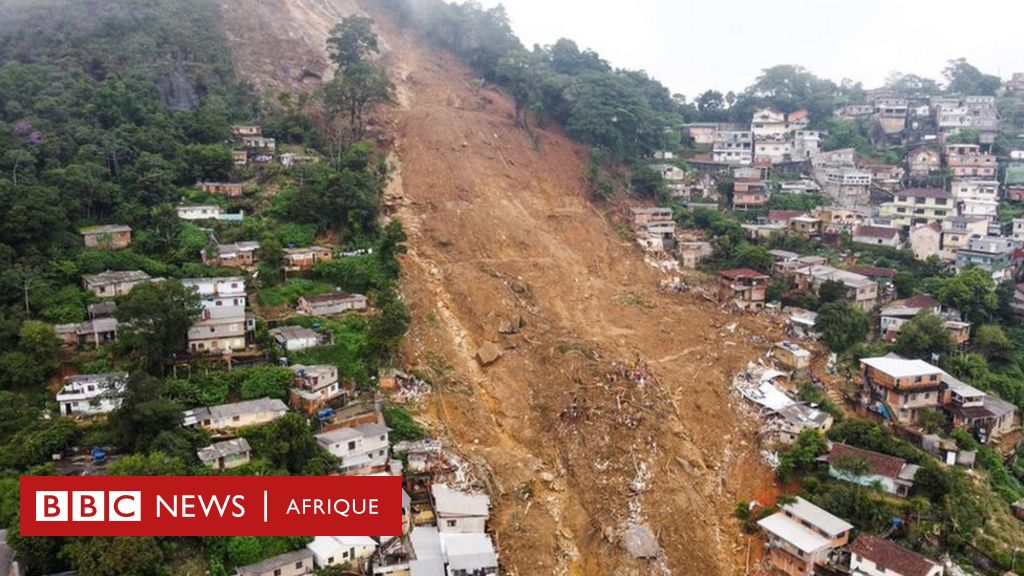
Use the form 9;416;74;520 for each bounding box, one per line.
0;3;407;575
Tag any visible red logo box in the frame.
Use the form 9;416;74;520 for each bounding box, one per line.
20;476;402;536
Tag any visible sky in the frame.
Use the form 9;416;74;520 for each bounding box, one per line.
476;0;1022;99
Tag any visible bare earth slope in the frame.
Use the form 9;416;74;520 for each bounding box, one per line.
218;2;781;573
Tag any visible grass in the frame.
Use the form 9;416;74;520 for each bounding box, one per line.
257;278;333;308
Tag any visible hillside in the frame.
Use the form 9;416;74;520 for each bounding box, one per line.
216;1;783;573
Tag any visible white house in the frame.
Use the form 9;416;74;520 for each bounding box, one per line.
56;373;128;416
182;277;251;353
184;397;288;431
432;483;490;534
291;364;342;403
270;325;321;351
315;423;390;474
197;438;252;470
849;534;943;576
307;535;378;569
176;205;222;220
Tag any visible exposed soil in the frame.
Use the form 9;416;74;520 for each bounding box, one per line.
217;2;784;573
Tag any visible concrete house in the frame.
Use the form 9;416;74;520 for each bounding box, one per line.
197;438;252;470
825;442;918;497
712;130;753;165
852;225;901;247
235;549;313;576
939;215;990;261
232;125;262;138
848;534;943;576
184;397;288;431
908;222;941;260
951;180;999;221
860;356;944;425
629;207;674;229
879;295;942;341
182;277;251;354
177;204;222;221
955;236;1016;282
773;341;811;372
771;403;834;446
270;325;322;351
315;423;390;474
290;364;344;413
197;181;244;198
56;372;128;416
296;292;368;316
880;188;953;227
906;147;940;178
204;241;260;269
82;270;153;298
794;265;877;311
283;246;333;271
942;374;1018;443
820;167;872;208
1005;164;1024;202
81;224;132;249
307;535;378;569
432;483;490;534
757;496;852;576
717;268;769;311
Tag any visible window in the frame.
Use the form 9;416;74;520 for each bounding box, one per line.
295;562;303;569
274;570;281;576
348;441;356;450
233;415;240;422
447;519;457;527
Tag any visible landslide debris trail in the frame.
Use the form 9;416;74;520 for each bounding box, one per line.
218;1;781;573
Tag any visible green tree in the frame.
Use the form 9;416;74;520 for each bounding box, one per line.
777;429;828;482
894;311;953;360
239;367;293;401
116;280;202;375
943;58;1001;96
816;279;847;304
107;452;188;476
816;302;868;354
226;536;263;567
327;16;379;71
241;413;322;474
62;536;164;576
892;271;914;299
972;324;1012;361
108;373;185;453
324;16;394;140
938;267;997;324
728;243;772;273
383;406;425;442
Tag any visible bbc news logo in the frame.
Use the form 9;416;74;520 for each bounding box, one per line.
21;476;401;536
36;491;141;522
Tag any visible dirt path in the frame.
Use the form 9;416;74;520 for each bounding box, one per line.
218;2;783;573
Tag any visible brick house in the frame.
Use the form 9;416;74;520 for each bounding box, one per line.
80;225;132;249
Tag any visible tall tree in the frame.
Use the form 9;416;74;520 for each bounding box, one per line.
115;280;202;375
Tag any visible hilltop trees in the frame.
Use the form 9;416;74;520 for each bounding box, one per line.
116;281;203;375
324;16;395;143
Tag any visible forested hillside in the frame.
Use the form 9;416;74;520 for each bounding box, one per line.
0;2;406;574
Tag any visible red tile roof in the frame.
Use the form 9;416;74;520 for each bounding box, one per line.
768;210;804;221
889;295;940;310
718;268;769;280
853;225;900;240
827;443;905;479
849;535;938;576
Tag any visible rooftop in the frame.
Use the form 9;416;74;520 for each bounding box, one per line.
897;187;951;199
860;356;942;379
188;397;287;423
849;535;938;576
81;224;131;234
782;496;853;538
432;483;490;517
83;270;151;284
853;225;900;240
302;291;365;304
197;438;251;464
718;268;769;280
269;325;319;342
235;549;312;576
756;512;831;554
827;443;906;479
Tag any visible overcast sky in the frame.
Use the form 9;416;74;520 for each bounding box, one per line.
477;0;1021;99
